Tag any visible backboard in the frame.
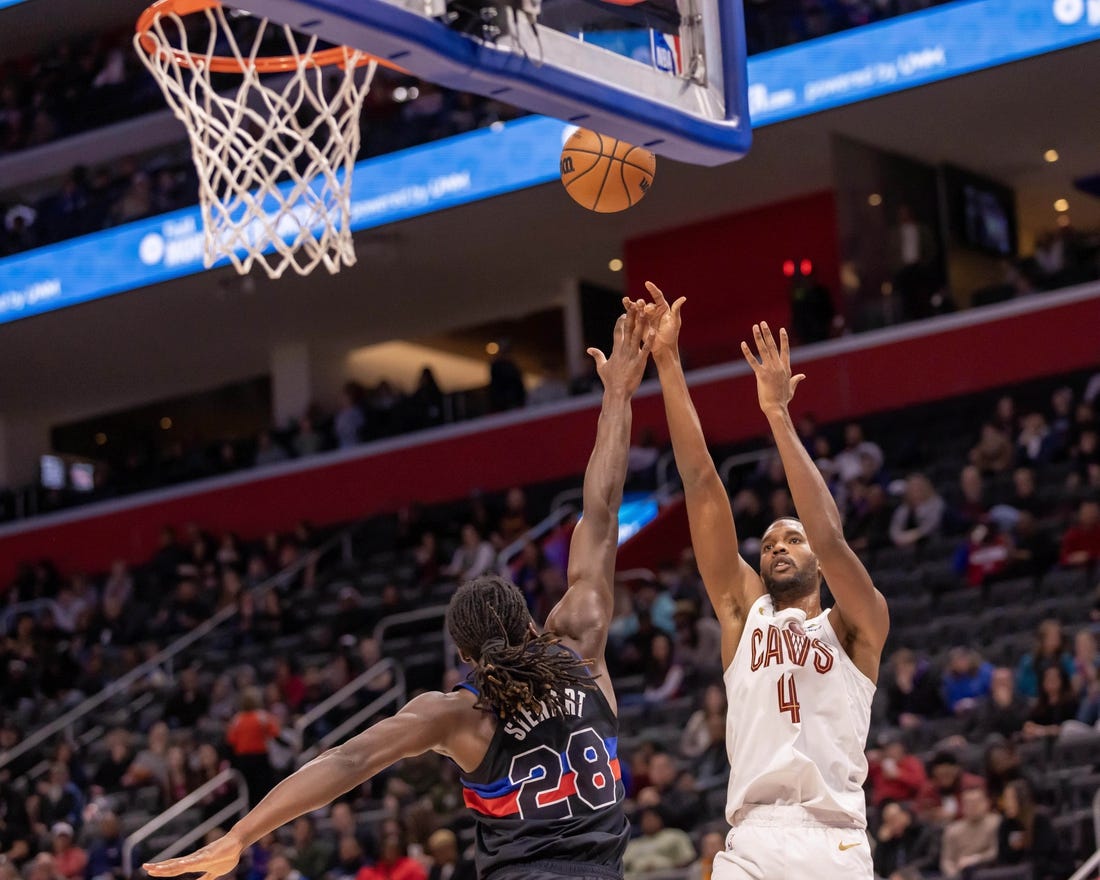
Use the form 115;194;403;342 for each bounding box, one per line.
237;0;751;165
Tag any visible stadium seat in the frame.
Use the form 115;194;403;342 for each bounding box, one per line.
970;865;1033;880
986;577;1036;606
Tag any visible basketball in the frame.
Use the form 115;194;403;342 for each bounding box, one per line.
560;128;656;213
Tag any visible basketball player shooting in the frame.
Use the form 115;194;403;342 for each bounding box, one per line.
142;305;655;880
640;282;889;880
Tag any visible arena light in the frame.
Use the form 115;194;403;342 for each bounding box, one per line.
1054;198;1069;213
485;342;500;355
95;432;107;446
782;260;796;278
1044;149;1060;163
608;258;623;272
160;417;173;430
867;193;883;207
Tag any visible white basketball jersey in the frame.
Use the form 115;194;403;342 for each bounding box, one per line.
723;594;875;828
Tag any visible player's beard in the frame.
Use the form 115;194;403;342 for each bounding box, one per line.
761;558;819;601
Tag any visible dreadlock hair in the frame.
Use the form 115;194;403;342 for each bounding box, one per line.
446;574;597;719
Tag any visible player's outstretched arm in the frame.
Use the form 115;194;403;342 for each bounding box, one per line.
143;692;463;880
643;282;761;668
546;304;652;667
741;322;889;679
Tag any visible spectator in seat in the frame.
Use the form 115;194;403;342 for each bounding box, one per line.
442;524;495;581
983;742;1037;811
425;829;475;880
122;720;171;796
1015;413;1055;467
289;816;332;880
84;812;124;880
889;473;945;550
686;829;726;880
293;417;323;458
1059;499;1100;568
671;600;723;684
1073;629;1100;723
410;367;444;428
163;666;209;729
25;854;63;880
1022;666;1079;740
90;728;132;795
995;779;1069;880
916;752;985;826
1015;619;1074;699
867;733;927;808
845;482;894;555
680;684;727;759
265;856;302;880
334;383;367;449
254;432;289;467
965;667;1031;743
1066;428;1100;491
873;801;939;880
329;802;377;864
328;836;367;880
970;423;1014;474
942;647;995;714
885;648;945;728
496;487;529;544
48;823;86;880
640;632;684;705
226;687;279;806
952;465;989;531
960;523;1011;590
355;824;426;880
833;422;884;485
1005;512;1057;580
488;340;526;412
939;787;1000;880
635;751;699;831
622;807;695;878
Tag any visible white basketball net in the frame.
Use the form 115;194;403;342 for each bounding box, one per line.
135;4;377;278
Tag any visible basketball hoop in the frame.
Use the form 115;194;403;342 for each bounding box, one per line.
135;0;395;278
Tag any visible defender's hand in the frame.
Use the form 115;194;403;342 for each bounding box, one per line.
588;302;653;397
628;281;684;360
740;322;806;413
143;832;244;880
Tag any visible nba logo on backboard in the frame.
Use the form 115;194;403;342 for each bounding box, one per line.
649;31;682;76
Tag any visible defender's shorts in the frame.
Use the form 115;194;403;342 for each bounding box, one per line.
712;805;873;880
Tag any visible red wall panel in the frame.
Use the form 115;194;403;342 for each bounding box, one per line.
1;291;1097;584
624;191;841;368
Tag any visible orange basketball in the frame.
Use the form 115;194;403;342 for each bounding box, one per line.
560;128;656;213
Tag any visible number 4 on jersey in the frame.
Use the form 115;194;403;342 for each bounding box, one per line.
777;673;801;723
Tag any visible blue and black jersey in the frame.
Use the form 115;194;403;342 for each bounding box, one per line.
455;661;628;880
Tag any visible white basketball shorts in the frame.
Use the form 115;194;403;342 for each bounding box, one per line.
712;805;873;880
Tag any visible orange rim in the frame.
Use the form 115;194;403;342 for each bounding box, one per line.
136;0;407;74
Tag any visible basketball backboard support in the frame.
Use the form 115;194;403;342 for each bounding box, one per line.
238;0;751;165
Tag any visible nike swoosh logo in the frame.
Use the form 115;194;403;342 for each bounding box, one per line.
838;842;862;851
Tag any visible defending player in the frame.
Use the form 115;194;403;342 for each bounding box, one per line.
641;283;888;880
143;306;655;880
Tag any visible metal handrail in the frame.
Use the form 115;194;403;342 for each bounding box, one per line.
1;599;62;633
717;448;771;489
497;502;578;571
296;671;407;765
372;604;450;646
1066;788;1100;880
292;659;400;748
0;528;347;775
121;768;248;877
549;488;583;515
